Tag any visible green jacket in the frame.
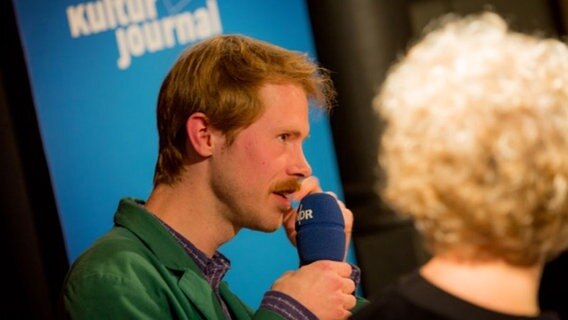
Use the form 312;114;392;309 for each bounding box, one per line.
62;198;283;319
62;198;368;319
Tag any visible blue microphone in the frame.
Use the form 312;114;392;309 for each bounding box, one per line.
295;193;346;266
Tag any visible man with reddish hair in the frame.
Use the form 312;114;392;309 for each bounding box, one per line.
62;35;365;319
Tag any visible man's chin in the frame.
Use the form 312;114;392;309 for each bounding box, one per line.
262;226;280;233
252;219;283;233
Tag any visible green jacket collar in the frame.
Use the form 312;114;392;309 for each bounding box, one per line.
114;198;233;318
113;198;199;272
113;198;256;319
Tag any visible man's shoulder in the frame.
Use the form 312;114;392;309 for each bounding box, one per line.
61;226;193;319
66;227;156;281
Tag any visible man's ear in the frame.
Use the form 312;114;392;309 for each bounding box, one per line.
186;112;217;157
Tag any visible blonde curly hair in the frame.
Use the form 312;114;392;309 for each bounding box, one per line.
376;12;568;266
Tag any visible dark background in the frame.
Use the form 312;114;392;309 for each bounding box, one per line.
2;0;567;318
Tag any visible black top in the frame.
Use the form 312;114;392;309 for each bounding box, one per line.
351;271;559;320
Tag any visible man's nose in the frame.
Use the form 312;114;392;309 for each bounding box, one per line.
290;149;312;178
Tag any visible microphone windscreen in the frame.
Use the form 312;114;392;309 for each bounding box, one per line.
295;193;346;266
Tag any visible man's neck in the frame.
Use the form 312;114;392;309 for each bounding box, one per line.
145;181;238;257
420;254;542;316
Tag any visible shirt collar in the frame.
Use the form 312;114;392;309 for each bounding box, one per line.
156;216;231;288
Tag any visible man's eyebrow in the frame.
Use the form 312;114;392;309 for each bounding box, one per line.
279;128;306;136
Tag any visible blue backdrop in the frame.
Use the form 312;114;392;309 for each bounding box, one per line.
12;0;356;307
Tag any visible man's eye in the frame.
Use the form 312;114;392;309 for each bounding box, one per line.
278;134;290;142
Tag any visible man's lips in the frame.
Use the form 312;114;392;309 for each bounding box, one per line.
273;190;295;200
272;191;295;209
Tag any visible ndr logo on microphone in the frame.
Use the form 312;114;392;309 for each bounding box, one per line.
296;206;314;225
65;0;223;70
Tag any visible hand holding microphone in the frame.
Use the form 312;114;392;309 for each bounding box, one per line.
271;260;356;320
274;177;357;319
